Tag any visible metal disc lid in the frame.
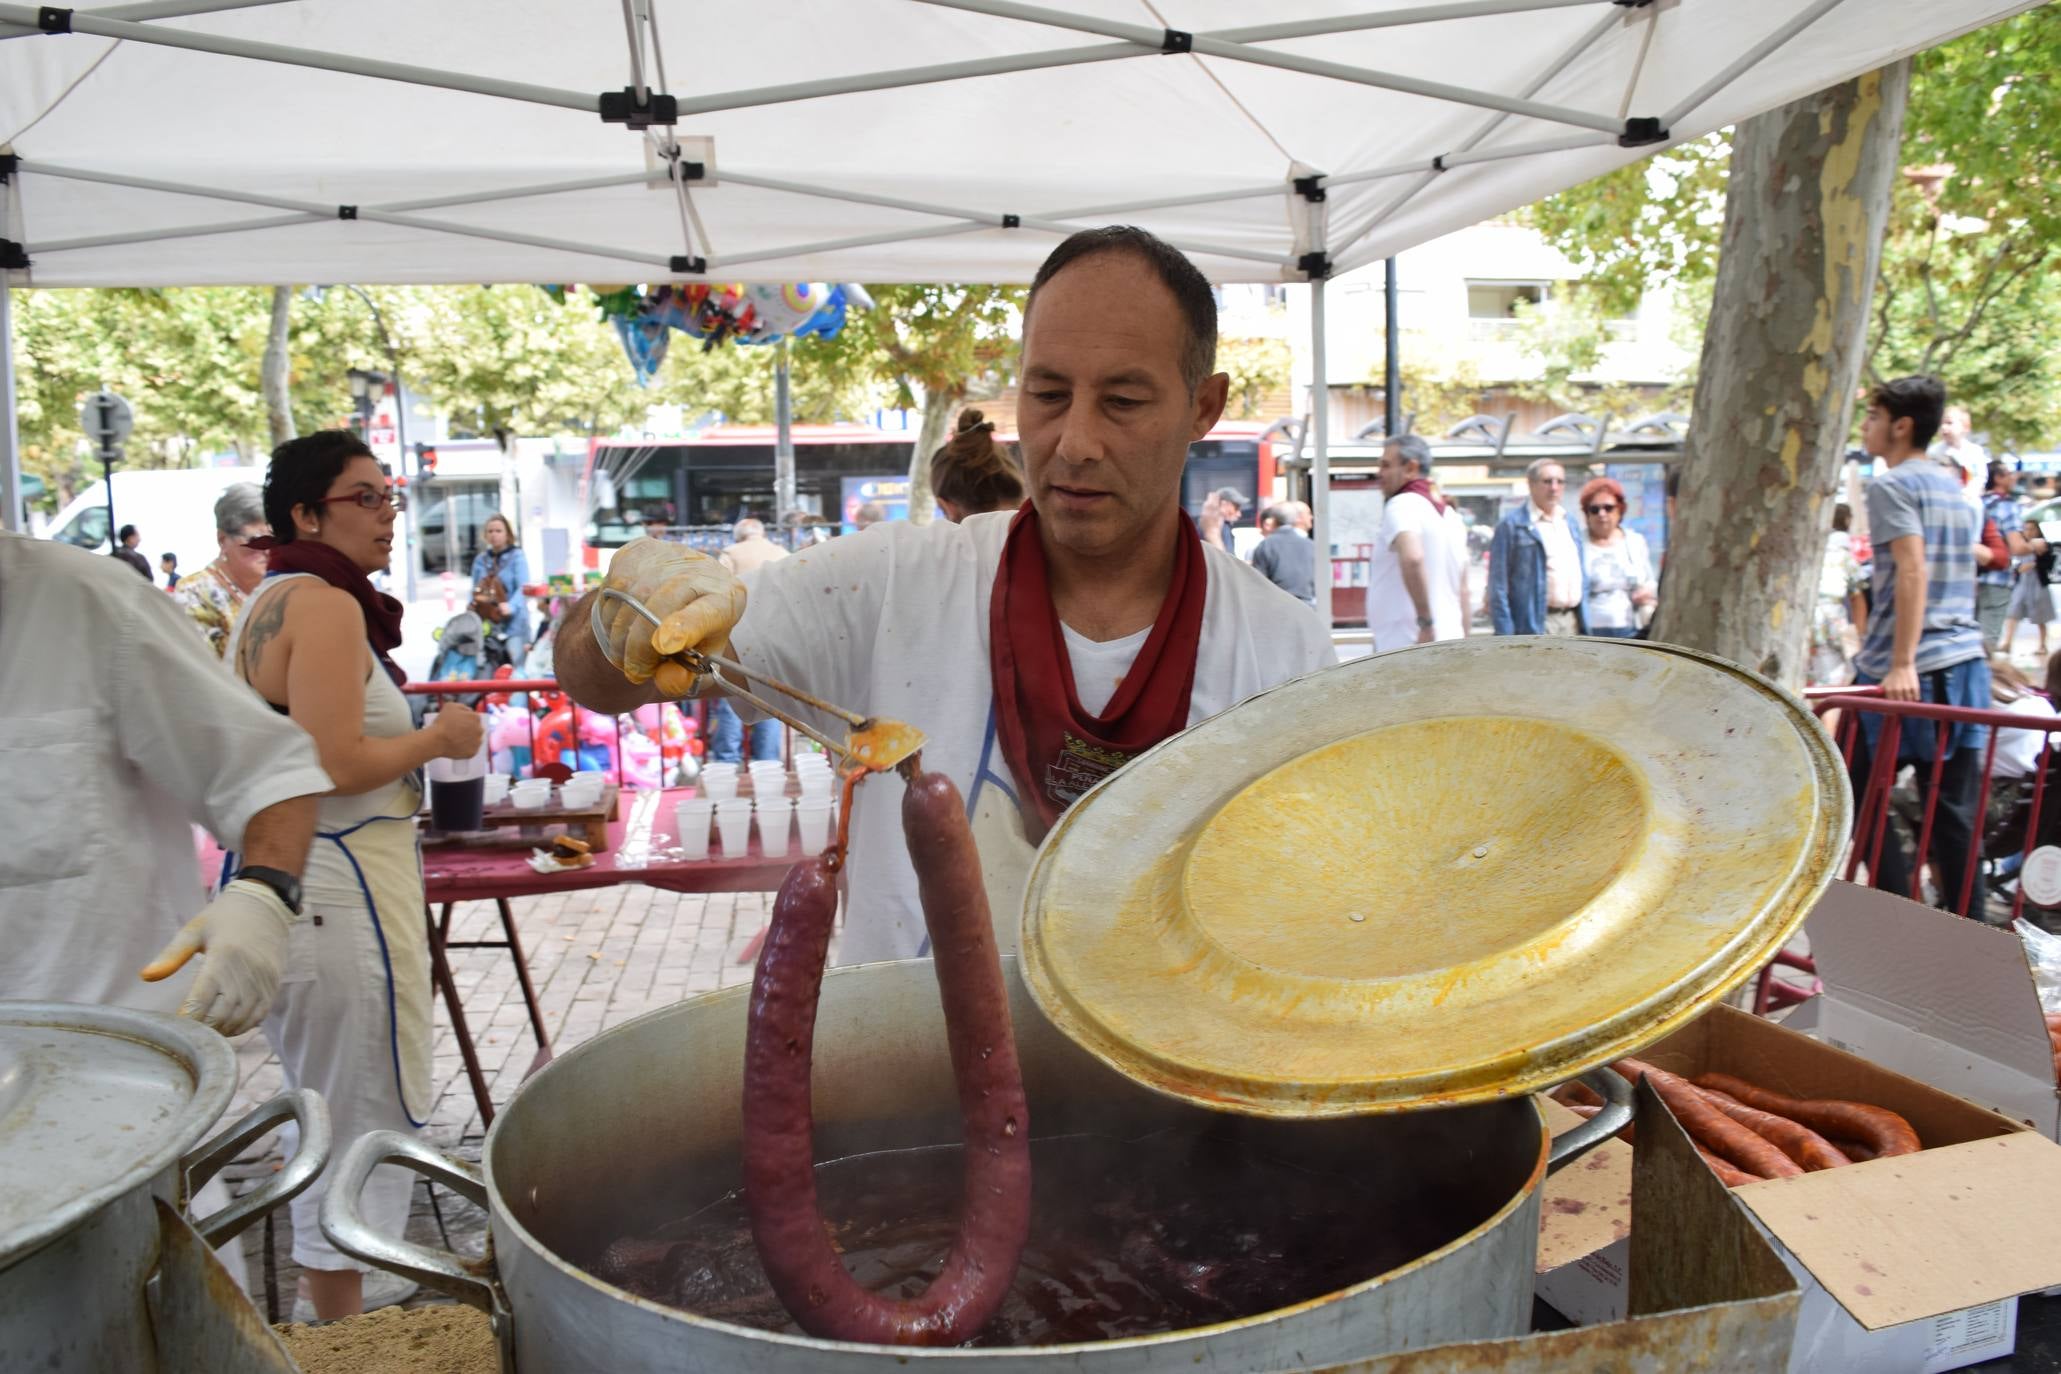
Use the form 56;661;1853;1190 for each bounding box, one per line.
1020;638;1849;1118
0;1002;236;1264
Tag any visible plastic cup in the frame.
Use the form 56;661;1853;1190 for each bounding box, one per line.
794;797;834;856
701;762;739;780
673;799;715;861
482;773;511;805
797;769;835;800
561;777;603;810
715;799;755;854
700;773;739;802
755;797;795;858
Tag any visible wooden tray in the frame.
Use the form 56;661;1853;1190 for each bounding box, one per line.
421;784;620;853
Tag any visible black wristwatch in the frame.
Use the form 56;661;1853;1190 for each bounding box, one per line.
234;865;304;916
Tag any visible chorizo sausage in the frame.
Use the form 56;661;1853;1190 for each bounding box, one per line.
740;769;1031;1346
1693;1072;1921;1159
1695;1145;1761;1189
1698;1088;1853;1171
1612;1059;1802;1179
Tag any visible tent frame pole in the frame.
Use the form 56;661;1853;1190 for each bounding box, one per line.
0;272;21;534
1311;277;1332;633
1663;0;1850;127
20;160;674;270
0;3;598;112
914;0;1632;135
0;0;293;39
1327;1;1627;271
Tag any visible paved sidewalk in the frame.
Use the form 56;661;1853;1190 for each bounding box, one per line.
222;882;835;1322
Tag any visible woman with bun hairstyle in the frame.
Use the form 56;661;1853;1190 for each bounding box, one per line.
225;430;484;1321
930;408;1027;522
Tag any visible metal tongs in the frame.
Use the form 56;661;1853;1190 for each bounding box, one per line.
593;586;925;773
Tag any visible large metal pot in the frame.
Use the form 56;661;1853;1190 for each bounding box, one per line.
0;1001;330;1373
324;957;1627;1372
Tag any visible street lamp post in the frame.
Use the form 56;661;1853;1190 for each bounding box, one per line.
339;289;416;602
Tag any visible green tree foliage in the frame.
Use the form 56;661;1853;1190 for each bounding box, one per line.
1528;7;2061;445
1218;336;1292;420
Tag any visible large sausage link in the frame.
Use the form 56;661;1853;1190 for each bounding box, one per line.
1612;1059;1802;1180
1693;1072;1921;1159
1698;1088;1853;1170
740;770;1031;1345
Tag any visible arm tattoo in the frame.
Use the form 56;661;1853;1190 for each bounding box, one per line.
237;582;297;683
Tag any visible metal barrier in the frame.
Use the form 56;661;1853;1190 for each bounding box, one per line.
1749;683;2061;1013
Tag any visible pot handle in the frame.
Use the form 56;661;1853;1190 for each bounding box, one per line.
183;1088;331;1250
1544;1066;1633;1173
319;1129;498;1314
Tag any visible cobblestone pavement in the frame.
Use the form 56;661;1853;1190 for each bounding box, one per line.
221;883;838;1323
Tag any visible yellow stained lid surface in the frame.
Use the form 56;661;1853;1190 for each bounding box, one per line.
1019;638;1848;1117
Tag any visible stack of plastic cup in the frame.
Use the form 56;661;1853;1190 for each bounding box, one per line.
714;798;754;854
700;762;739;801
756;796;795;858
795;795;835;856
673;797;716;860
796;762;836;801
482;774;511;806
748;760;788;799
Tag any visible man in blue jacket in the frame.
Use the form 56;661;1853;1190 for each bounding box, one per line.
1488;459;1587;635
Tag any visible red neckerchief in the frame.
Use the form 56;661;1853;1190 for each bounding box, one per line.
988;504;1207;838
258;537;408;687
1399;477;1449;514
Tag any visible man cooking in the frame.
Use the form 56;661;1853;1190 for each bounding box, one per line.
557;227;1334;963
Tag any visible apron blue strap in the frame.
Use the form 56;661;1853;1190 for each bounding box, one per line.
319;815;431;1129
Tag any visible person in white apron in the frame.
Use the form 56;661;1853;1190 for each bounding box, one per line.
554;229;1335;958
225;430;483;1322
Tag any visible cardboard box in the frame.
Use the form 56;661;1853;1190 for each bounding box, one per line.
1533;1002;2061;1372
1786;881;2061;1141
1308;1079;1799;1372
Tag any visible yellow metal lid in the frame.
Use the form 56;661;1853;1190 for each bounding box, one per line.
1019;638;1849;1118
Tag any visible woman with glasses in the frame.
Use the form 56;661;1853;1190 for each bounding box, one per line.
1576;476;1655;639
170;481;273;658
223;430;484;1322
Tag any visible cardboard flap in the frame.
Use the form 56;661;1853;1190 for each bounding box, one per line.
1806;882;2055;1082
1535;1096;1633;1272
1739;1132;2061;1329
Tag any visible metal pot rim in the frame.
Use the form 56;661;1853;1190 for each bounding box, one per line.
481;980;1555;1357
0;1001;236;1266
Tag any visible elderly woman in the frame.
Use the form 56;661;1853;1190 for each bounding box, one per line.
469;512;532;663
225;430;482;1321
1576;476;1655;639
170;482;274;657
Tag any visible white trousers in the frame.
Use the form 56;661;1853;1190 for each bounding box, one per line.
262;887;428;1272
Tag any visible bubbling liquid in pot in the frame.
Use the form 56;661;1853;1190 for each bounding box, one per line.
585;1129;1458;1348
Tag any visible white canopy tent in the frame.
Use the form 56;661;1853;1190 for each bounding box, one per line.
0;0;2040;621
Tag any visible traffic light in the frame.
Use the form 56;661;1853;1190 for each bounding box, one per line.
415;444;437;478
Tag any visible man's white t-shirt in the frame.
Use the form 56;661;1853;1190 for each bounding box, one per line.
0;533;333;1012
1365;491;1467;650
725;513;1336;964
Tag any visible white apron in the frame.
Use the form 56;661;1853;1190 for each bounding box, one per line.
223;573;433;1125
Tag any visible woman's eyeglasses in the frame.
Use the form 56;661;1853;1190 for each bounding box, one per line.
1582;503;1620;516
317;489;408;513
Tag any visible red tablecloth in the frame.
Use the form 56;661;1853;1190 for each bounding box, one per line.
420;787;796;903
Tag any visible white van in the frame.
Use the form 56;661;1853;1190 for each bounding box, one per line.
44;466;266;580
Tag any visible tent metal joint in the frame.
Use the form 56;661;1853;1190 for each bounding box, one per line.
1431;155;1448;172
1618;116;1668;147
1159;27;1192;54
669;253;705;274
1298;250;1331;280
0;153;14;182
35;5;68;33
1293;175;1327;202
1002;212;1020;228
0;239;26;269
668;158;705;183
337;204;357;220
1611;0;1654;6
598;86;677;129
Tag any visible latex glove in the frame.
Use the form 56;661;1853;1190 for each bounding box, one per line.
138;880;295;1036
597;536;748;697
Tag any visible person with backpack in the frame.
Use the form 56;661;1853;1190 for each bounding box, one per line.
470;513;532;664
